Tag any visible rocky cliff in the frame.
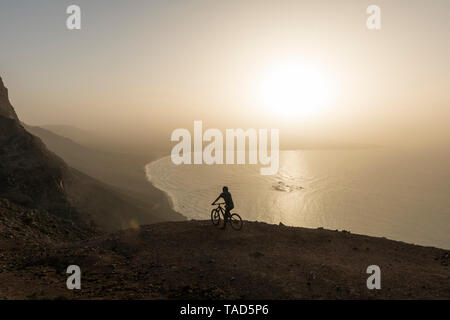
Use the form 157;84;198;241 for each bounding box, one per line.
0;77;18;120
0;76;78;221
0;76;181;232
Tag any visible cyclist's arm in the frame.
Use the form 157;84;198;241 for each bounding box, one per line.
211;195;221;205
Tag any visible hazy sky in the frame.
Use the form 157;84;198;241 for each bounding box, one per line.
1;0;449;149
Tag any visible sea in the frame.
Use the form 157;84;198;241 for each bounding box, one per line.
146;148;450;249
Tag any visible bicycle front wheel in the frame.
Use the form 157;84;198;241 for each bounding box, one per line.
230;213;243;231
211;208;221;226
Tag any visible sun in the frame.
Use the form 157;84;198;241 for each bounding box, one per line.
257;61;335;118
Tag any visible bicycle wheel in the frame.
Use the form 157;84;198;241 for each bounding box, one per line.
211;208;221;226
230;213;243;230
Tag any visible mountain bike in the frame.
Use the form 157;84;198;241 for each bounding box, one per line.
211;203;243;230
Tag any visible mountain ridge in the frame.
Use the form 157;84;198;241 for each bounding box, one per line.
0;75;183;232
24;124;185;225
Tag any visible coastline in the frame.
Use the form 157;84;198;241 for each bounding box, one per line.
145;156;186;219
144;154;450;250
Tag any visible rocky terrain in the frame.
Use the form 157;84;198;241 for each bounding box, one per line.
0;219;448;300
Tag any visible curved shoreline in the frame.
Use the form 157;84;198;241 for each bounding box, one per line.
145;156;188;220
144;154;450;250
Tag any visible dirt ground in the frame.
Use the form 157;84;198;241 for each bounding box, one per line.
0;220;449;300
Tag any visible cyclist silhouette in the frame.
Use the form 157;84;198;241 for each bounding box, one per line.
212;186;234;229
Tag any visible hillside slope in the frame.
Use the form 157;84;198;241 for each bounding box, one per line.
0;77;80;223
25;124;183;224
0;76;181;232
1;220;448;300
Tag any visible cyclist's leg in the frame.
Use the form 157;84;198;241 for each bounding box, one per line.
221;206;230;229
224;206;229;223
227;205;234;218
225;205;233;221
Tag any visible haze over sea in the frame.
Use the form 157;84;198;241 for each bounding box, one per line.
146;148;450;249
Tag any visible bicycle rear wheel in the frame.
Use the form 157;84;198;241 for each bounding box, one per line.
211;208;221;226
230;213;243;230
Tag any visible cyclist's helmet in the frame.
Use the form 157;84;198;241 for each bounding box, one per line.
223;186;228;192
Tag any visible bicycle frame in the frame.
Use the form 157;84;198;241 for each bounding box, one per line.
215;203;229;218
